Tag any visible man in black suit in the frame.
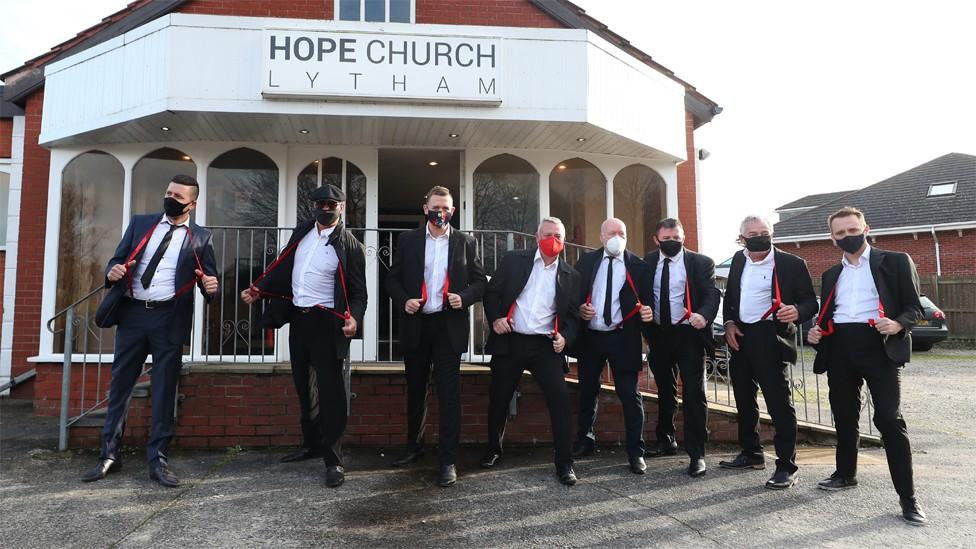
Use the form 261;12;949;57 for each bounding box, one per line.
718;215;818;489
807;207;926;525
570;218;654;474
85;175;218;487
478;217;582;485
643;217;720;478
385;186;486;487
241;184;367;488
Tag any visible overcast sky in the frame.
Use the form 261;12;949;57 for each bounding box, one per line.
3;0;974;261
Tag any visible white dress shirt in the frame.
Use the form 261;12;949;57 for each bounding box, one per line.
589;251;626;331
292;224;339;308
130;215;189;301
422;224;451;314
738;249;776;324
652;249;689;326
834;245;880;324
511;250;559;335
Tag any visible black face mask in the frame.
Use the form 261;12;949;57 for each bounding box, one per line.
163;197;190;218
426;209;452;228
743;235;772;252
835;233;866;254
658;239;683;258
315;209;340;227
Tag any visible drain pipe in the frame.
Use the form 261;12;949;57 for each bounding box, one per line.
930;226;942;276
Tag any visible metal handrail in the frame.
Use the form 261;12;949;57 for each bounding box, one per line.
46;286;103;334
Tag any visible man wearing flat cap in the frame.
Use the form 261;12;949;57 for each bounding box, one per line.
242;184;367;488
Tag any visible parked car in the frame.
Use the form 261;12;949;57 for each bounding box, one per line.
912;295;949;352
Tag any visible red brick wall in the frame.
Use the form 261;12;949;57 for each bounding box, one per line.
781;229;976;280
175;0;332;18
10;91;49;399
415;0;563;27
677;110;699;251
35;365;784;450
0;118;12;158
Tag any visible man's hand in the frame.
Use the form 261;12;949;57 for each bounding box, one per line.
405;298;423;315
241;286;259;305
342;316;357;338
552;332;566;354
447;293;463;310
640;305;654;323
807;324;823;345
493;317;512;335
724;321;744;351
775;304;799;323
197;270;218;295
689;312;707;330
874;317;903;336
579;303;596;321
107;260;136;283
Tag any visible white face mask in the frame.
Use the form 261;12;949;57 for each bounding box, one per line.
605;235;626;257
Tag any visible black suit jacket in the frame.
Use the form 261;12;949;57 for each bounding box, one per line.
386;227;487;354
95;213;217;345
568;248;652;366
723;248;819;364
256;221;368;360
813;247;923;374
483;249;582;357
642;248;721;351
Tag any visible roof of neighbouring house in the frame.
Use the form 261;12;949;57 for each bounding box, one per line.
773;153;976;238
776;190;855;211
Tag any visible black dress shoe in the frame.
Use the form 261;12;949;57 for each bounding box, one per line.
325;465;345;488
81;458;122;483
900;497;927;526
645;440;678;458
391;447;425;467
438;464;457;487
148;463;180;488
556;465;578;486
571;442;595;458
765;469;798;490
280;447;322;463
817;472;858;491
629;456;647;475
479;451;502;469
688;458;707;478
719;453;766;470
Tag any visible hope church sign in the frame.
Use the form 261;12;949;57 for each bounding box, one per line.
262;30;502;105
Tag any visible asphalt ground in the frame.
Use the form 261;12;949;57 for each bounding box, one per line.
1;349;974;548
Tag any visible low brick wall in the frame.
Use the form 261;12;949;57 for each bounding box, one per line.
26;362;837;451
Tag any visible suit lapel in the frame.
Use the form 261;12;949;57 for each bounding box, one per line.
822;265;842;322
174;221;195;275
729;252;745;315
869;248;892;310
588;250;602;296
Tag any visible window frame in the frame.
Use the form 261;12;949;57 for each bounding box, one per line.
926;181;957;197
335;0;416;23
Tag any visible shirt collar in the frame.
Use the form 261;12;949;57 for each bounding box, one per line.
534;249;559;270
317;223;337;239
742;248;774;265
841;243;871;268
659;248;684;264
162;215;189;228
425;223;450;240
603;249;623;262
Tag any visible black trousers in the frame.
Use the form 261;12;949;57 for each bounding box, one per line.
486;334;573;467
729;321;798;473
828;324;915;498
649;325;708;459
100;299;184;465
575;329;645;459
289;307;345;467
402;312;462;465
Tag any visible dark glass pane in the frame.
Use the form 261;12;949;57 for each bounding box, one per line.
132;147;196;216
549;158;606;249
473;153;540;279
345;162;367;233
613;164;666;258
297;160;318;224
207;148;278;227
390;0;410;22
364;0;385;21
339;0;360;20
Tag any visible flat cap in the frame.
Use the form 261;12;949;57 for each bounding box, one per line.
311;184;345;202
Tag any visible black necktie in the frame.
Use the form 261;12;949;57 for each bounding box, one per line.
659;258;671;328
603;257;614;326
141;223;179;289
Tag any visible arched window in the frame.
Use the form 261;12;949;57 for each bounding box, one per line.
55;151;124;352
549;158;606;249
613;164;666;258
204;148;279;357
473;154;539;234
296;157;367;234
131;148;196;215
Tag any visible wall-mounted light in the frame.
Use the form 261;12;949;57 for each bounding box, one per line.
557;164;567;170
